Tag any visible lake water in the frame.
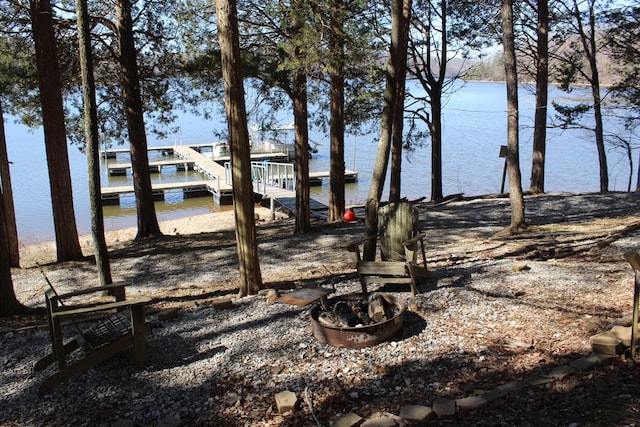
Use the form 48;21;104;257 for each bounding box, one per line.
4;81;632;245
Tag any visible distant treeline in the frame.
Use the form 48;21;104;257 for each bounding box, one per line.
462;51;619;87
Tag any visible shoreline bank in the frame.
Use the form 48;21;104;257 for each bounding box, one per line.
16;206;285;269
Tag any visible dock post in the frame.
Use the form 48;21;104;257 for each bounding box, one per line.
270;197;275;220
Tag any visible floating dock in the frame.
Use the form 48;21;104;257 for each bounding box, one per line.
101;146;234;205
101;143;292;163
309;170;358;186
101;145;357;213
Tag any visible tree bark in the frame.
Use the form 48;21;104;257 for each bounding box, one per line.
328;0;345;222
530;0;549;194
501;0;526;233
0;101;19;267
0;179;27;317
30;0;83;262
578;0;608;192
215;0;263;296
389;0;411;203
115;0;161;239
364;0;408;260
293;71;311;233
76;0;112;286
430;90;444;201
289;9;311;234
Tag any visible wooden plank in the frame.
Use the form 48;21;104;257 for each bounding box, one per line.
360;276;413;285
378;202;418;261
101;180;219;195
357;261;408;276
52;297;152;317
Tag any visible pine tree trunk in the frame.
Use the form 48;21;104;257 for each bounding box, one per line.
115;0;161;239
30;0;83;262
430;90;444;201
364;0;408;260
389;0;411;203
289;9;311;234
502;0;526;233
215;0;262;296
76;0;112;286
0;180;26;317
293;71;311;233
0;101;19;267
328;0;345;222
530;0;549;194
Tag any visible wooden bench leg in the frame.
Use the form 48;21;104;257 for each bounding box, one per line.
131;304;149;369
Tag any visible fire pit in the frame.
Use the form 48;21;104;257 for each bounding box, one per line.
309;292;404;348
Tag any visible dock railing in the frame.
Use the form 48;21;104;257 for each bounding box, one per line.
224;161;296;195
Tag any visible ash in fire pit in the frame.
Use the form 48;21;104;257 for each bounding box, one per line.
309;293;405;348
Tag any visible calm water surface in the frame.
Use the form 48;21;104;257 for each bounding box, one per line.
5;81;631;245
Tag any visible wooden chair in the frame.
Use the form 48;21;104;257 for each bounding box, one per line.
34;282;152;395
346;201;431;296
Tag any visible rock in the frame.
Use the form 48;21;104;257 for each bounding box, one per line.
478;388;509;402
496;380;528;392
524;375;554;386
432;398;456;417
547;365;575;380
361;415;398;427
212;298;234;310
275;390;298;414
590;332;626;356
610;325;633;346
512;262;531;271
455;395;488;410
399;404;435;423
570;353;603;371
331;412;363;427
265;289;279;305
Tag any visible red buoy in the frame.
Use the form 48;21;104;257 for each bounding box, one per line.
343;209;356;222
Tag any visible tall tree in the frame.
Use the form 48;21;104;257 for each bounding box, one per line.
115;0;162;239
292;69;311;233
288;3;312;233
0;100;18;267
554;0;608;192
76;0;112;286
407;0;495;202
30;0;83;262
389;0;411;203
529;0;550;194
0;174;28;316
604;3;640;190
215;0;263;296
500;0;526;233
328;0;346;221
364;0;409;261
222;0;314;233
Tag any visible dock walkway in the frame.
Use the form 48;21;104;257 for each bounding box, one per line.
101;146;352;217
101;146;233;205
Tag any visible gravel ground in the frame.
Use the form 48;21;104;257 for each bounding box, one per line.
2;192;640;426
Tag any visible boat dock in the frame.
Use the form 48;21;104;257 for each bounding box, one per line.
101;180;219;205
106;159;195;176
101;145;356;216
309;170;358;185
101;146;234;205
101;143;292;163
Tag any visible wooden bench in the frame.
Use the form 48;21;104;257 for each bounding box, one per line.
34;282;152;394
